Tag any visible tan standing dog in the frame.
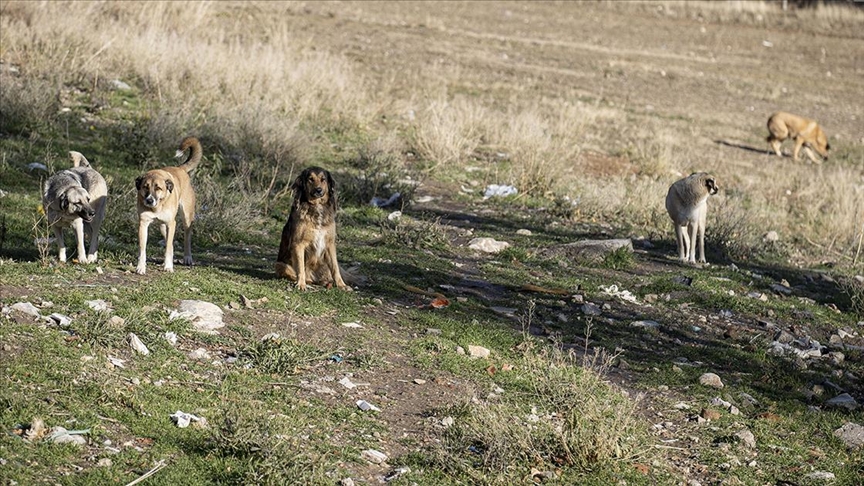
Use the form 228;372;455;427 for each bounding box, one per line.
766;111;830;164
42;151;108;263
135;136;202;274
665;172;719;264
275;166;350;291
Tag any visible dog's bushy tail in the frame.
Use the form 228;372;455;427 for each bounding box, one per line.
69;151;90;168
274;261;298;280
176;136;203;172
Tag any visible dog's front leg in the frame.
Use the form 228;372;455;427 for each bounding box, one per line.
136;217;152;274
293;244;308;291
325;244;351;291
52;221;67;263
72;218;87;263
163;219;176;272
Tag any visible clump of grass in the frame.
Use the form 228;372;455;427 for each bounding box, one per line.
212;405;330;485
74;311;127;349
339;135;421;207
0;75;59;137
380;214;449;251
240;336;323;375
425;345;646;480
840;277;864;319
602;246;636;271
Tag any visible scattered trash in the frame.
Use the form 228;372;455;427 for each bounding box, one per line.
387;210;402;222
107;356;126;368
482;184;518;199
47;313;72;326
357;400;381;412
110;79;132;90
27;162;48;172
441;416;454;427
370;192;401;208
361;448;388;464
329;354;344;363
339;377;357;389
384;466;410;482
170;410;203;428
600;285;639;304
129;333;150;355
342;322;364;328
468;237;510;253
762;40;774;48
48;426;90;446
429;297;450;309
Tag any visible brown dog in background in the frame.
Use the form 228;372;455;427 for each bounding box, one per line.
275;166;350;291
135;136;202;275
766;111;830;164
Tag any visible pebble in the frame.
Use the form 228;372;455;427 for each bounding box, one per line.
833;422;864;449
803;471;835;481
701;408;721;421
468;237;510;253
361;449;388;464
699;373;724;389
188;348;211;360
735;429;756;449
468;345;491;358
825;393;859;411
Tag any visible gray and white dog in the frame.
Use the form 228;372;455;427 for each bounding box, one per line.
42;151;108;263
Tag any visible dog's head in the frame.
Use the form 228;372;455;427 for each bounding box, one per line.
59;186;96;222
814;128;830;159
704;175;719;195
292;166;336;208
136;172;174;209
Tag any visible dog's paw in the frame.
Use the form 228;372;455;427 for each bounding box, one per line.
296;282;308;291
135;265;147;275
337;284;353;292
164;264;174;273
86;253;98;264
182;256;193;266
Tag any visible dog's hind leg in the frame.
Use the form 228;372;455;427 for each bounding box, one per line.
85;201;105;263
180;203;194;266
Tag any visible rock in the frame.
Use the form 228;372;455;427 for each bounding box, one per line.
735;429;756;449
47;313;72;326
710;397;731;408
384;466;411;482
631;320;660;329
581;303;602;316
187;348;211;360
516;229;532;236
164;332;178;346
468;345;491;358
699;373;724;389
468;237;510;253
10;302;41;318
763;231;779;242
110;79;132;90
672;275;693;286
49;427;88;446
455;346;465;355
803;471;835;481
170;300;224;333
97;458;112;467
674;402;690;410
128;333;150;355
825;393;859;411
86;299;111;312
774;330;795;344
701;408;721;421
541;238;633;263
361;449;388;464
828;352;845;365
109;315;125;327
833;422;864;449
770;284;792;296
339;377;357;389
441;416;454;427
340;479;355;486
837;329;853;339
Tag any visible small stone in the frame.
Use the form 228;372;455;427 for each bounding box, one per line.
631;320;660;329
674;402;690;410
701;408;721;421
425;328;442;335
128;333;150;355
516;229;532;236
413;378;426;385
774;330;795;344
581;303;602;316
109;316;125;327
735;429;756;449
833;422;864;449
86;299;111;312
188;348;211;360
803;471;835;481
770;284;792;295
729;405;740;416
699;373;724;389
340;478;356;486
97;458;112;467
763;231;779;242
441;416;454;427
170;300;224;333
468;237;510;253
825;393;859;411
10;302;41;318
361;449;388;464
455;346;465;355
468;345;491;358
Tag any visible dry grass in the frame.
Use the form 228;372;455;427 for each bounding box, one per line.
2;0;863;266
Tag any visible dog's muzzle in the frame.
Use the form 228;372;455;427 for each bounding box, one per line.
144;195;157;208
79;209;95;223
312;187;325;198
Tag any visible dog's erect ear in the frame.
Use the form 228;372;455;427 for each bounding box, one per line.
135;176;143;191
59;194;69;210
165;179;174;193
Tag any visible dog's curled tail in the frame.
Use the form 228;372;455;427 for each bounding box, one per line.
176;136;203;173
69;151;90;168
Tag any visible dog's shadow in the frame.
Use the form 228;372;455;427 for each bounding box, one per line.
714;139;776;156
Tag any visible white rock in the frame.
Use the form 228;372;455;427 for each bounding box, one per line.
699;373;724;389
482;184;517;199
110;79;132;90
468;345;491;358
27;162;48;172
804;471;835;481
763;231;779;242
86;299;111;312
387;211;402;222
341;322;363;328
735;429;756;449
673;402;690;410
441;416;454;427
163;332;178;346
516;229;532;236
170;300;224;333
128;333;150;355
631;320;660;329
468;237;510;253
361;449;388;464
188;348;211;360
170;410;202;428
10;302;41;318
339;377;357;389
833;422;864;449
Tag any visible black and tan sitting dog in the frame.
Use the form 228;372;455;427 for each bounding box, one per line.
275;166;350;291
